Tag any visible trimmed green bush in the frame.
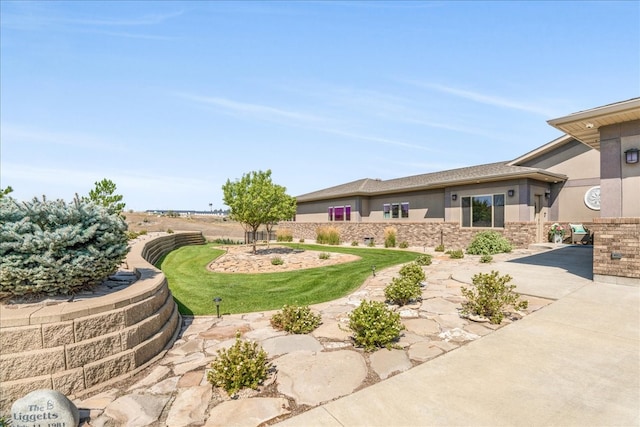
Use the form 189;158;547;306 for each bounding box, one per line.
398;241;409;249
448;249;464;259
351;240;359;246
349;300;405;351
414;254;432;266
398;262;426;284
384;276;421;306
466;231;512;255
480;254;493;263
270;304;322;334
271;256;284;265
318;252;330;260
460;270;528;324
207;332;270;394
435;244;445;252
0;196;129;298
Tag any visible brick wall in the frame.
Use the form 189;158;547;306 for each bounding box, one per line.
591;217;640;284
279;221;540;250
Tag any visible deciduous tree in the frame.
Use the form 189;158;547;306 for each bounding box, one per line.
222;170;296;253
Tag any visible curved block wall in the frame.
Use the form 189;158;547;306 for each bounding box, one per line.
0;231;205;412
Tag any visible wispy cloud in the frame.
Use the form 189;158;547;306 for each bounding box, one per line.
176;93;326;123
1;123;126;152
409;82;556;117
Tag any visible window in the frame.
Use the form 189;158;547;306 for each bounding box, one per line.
328;205;351;221
383;202;409;219
391;203;400;218
401;202;409;218
461;194;505;228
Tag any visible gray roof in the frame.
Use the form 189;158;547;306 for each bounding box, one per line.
296;161;567;202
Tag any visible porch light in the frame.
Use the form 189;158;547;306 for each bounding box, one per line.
507;189;515;197
451;194;457;201
214;297;222;318
624;148;639;164
545;190;551;199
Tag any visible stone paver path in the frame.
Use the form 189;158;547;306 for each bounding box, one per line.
77;246;552;427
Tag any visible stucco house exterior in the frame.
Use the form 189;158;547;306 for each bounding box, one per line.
280;98;639;284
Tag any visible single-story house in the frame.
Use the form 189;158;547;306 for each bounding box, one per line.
280;98;639;284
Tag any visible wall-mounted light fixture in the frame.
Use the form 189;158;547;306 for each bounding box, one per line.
451;194;457;201
507;189;515;197
545;190;551;199
624;148;639;164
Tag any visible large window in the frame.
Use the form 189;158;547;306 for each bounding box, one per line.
461;194;505;228
383;202;409;219
328;205;351;221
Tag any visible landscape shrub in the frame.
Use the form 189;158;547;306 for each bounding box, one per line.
466;231;512;255
316;226;340;245
166;228;174;234
435;244;445;252
398;241;409;249
480;254;493;263
207;332;270;394
212;238;243;245
447;249;464;259
398;262;426;284
349;300;405;351
270;304;322;334
0;196;129;298
276;229;293;242
271;256;284;265
299;238;305;243
351;240;359;246
414;254;432;266
367;239;376;247
318;252;330;260
460;270;528;324
384;276;421;306
384;227;397;248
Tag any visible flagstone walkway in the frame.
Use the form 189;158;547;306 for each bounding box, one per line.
77;246;552;427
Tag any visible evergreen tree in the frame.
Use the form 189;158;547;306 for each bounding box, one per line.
85;178;126;215
0;196;129;298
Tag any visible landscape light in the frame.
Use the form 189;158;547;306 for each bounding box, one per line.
214;297;222;318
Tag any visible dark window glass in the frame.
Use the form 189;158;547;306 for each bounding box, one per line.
334;206;344;221
462;197;471;227
472;196;492;227
345;205;351;221
391;203;400;218
383;204;390;219
328;207;333;221
493;194;505;228
401;202;409;218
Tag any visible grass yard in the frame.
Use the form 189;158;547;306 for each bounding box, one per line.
158;243;421;315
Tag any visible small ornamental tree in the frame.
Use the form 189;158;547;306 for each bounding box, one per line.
0;196;129;298
222;170;296;253
84;178;126;215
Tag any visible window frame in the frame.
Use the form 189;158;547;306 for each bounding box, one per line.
460;193;506;228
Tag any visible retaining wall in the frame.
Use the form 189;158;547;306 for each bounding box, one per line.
0;231;205;412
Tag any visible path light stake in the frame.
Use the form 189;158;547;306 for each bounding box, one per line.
214;297;222;318
371;265;376;277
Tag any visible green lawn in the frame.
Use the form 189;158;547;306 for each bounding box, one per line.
158;243;422;315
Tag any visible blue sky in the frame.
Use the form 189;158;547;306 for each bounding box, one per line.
1;1;638;211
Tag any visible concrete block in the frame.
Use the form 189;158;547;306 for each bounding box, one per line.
65;332;122;369
134;306;179;367
74;309;125;341
42;320;74;348
0;324;42;355
84;351;135;389
52;367;86;396
0;347;65;382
